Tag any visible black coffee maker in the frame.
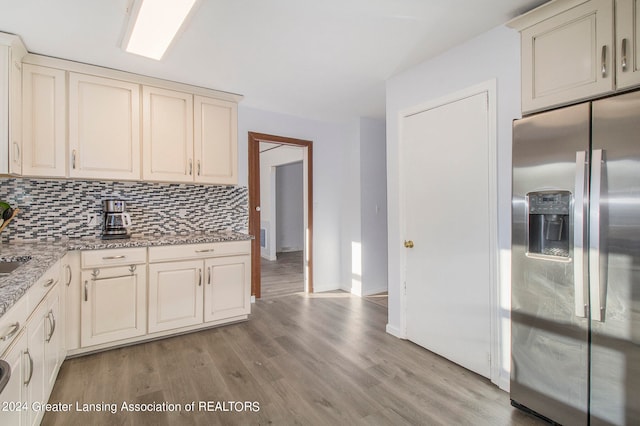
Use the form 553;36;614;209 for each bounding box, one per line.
102;199;132;239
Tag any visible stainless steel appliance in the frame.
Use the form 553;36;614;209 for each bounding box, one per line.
101;199;131;240
511;90;640;425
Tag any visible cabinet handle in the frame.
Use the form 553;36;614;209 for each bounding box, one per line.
72;150;77;169
65;264;72;286
198;269;202;287
197;160;201;176
601;45;608;77
189;159;193;175
46;310;56;343
195;248;215;253
13;142;20;162
43;278;56;288
622;38;628;71
24;349;33;386
0;322;20;341
208;266;212;285
84;280;88;302
102;255;126;260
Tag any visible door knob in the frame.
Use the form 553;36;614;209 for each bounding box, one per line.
404;240;414;248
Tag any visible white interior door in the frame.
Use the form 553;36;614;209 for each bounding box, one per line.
401;91;492;378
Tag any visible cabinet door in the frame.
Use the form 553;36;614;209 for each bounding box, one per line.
521;0;614;113
194;96;237;185
148;260;204;333
64;251;81;352
0;38;26;175
204;255;250;322
616;0;640;88
69;73;141;180
43;285;62;397
8;45;24;175
142;86;193;182
0;330;27;426
80;265;147;347
26;303;46;426
22;64;66;177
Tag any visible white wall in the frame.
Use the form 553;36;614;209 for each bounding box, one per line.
339;118;388;296
276;161;304;252
340;120;362;294
238;105;354;292
259;144;304;260
360;118;388;296
385;25;521;391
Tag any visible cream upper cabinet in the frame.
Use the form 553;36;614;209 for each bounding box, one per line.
142;86;194;182
69;73;141;180
194;96;238;185
616;0;640;88
0;33;27;175
22;64;66;177
519;0;614;113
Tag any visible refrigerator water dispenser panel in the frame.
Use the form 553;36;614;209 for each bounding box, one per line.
527;191;571;259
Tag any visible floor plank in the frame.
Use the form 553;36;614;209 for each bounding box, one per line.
42;292;546;425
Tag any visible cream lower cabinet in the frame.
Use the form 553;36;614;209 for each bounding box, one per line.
29;283;63;426
204;256;251;322
148;260;204;333
0;330;27;426
80;265;147;347
63;251;81;352
0;280;63;426
148;241;251;333
80;248;147;347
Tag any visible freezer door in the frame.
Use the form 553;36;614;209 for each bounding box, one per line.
511;103;590;425
591;91;640;425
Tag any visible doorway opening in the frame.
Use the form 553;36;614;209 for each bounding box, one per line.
248;132;313;299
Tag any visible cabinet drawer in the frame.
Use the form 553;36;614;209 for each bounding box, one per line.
81;247;147;268
0;294;28;356
27;260;61;313
148;241;250;263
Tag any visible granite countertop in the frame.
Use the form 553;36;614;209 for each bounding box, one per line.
0;230;253;318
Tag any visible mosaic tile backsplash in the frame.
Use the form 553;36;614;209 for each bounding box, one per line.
0;178;248;242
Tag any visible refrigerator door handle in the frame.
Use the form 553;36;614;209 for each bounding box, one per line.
590;149;605;322
574;151;589;318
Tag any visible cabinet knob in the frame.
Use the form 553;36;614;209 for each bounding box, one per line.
404;240;414;248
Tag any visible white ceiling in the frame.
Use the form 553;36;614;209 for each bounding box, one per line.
0;0;548;122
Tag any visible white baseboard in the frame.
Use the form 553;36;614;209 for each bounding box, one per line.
363;285;388;296
385;323;403;338
312;283;342;293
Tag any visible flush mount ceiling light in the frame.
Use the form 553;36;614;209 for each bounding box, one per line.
122;0;199;60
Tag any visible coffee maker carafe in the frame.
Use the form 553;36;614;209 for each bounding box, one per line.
102;199;132;239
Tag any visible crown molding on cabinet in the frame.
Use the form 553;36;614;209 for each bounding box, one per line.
21;53;243;103
507;0;590;30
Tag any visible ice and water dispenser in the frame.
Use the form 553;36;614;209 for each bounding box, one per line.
527;191;571;259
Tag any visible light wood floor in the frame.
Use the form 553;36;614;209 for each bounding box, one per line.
260;251;304;299
42;292;545;426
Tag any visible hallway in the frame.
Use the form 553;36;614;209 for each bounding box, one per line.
260;251;304;299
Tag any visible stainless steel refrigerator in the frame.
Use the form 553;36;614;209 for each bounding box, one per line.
511;90;640;425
